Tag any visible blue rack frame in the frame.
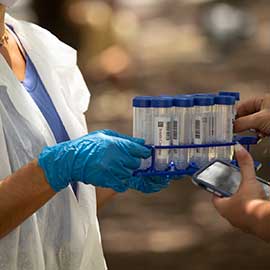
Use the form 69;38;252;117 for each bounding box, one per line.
134;136;261;177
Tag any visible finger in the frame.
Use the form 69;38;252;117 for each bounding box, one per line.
129;176;170;193
261;94;270;110
122;156;141;170
234;112;260;133
110;159;134;179
100;129;146;145
212;195;232;216
236;97;263;118
123;140;151;159
87;163;129;192
234;144;256;182
148;176;171;185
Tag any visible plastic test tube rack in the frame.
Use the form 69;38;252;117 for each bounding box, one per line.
133;135;261;178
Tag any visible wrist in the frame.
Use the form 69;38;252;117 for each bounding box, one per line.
38;146;71;192
31;159;56;194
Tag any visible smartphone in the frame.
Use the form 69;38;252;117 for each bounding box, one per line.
192;159;270;198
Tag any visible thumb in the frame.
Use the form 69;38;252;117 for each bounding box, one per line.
100;129;146;145
212;144;255;214
234;143;256;183
234;113;259;133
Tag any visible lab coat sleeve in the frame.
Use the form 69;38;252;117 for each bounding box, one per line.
0;116;12;179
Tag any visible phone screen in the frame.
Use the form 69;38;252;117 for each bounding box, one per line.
196;161;269;197
196;161;243;194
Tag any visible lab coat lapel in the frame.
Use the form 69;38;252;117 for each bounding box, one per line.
0;55;56;147
5;15;88;140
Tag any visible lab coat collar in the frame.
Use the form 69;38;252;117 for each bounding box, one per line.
5;14;77;68
3;14;88;142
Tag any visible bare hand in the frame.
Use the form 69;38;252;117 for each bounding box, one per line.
234;94;270;136
212;144;269;239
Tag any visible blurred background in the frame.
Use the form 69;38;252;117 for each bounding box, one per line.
11;0;270;269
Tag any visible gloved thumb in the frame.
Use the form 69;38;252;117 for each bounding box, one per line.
124;140;151;159
100;129;146;145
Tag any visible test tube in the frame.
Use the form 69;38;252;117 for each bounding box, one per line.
214;95;236;161
194;93;217;97
219;91;240;102
172;96;194;169
151;97;173;170
191;96;215;167
194;94;217;158
219;91;240;119
133;96;153;169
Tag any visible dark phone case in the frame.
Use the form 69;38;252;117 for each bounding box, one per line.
192;159;270;198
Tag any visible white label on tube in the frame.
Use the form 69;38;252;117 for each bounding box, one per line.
215;111;223;140
210;114;215;141
154;116;171;158
172;117;179;154
194;116;208;144
194;115;210;156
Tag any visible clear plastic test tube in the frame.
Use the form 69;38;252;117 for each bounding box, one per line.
172;96;194;169
151;97;173;171
191;96;215;167
219;91;240;103
214;96;236;161
133;96;153;169
194;94;217;156
219;91;240;119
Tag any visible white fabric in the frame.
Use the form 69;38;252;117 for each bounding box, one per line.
0;0;17;7
0;14;107;270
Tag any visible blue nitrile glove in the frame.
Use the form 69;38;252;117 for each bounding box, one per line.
38;129;151;193
128;175;172;193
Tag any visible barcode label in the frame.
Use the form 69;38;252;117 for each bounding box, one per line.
194;116;209;144
154;117;171;146
173;120;178;140
195;119;201;139
166;121;171;141
211;115;215;137
154;117;171;160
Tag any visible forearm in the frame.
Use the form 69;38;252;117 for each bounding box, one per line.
0;159;55;238
96;187;117;210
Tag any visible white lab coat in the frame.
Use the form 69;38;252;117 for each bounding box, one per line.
0;14;107;270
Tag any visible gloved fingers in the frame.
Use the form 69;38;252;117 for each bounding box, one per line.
123;140;151;159
100;129;146;145
110;166;138;192
121;156;141;170
110;159;134;179
105;172;129;193
148;176;171;186
129;176;171;193
133;180;169;193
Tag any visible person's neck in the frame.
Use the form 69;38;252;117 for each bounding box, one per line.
0;5;6;38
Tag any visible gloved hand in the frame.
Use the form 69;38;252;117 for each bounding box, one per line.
128;175;171;193
38;129;151;193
